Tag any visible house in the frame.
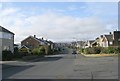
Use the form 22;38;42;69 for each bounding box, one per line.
71;41;77;48
76;41;85;48
21;35;54;51
84;40;94;48
91;37;100;47
92;31;120;47
0;26;14;53
19;45;30;53
46;40;54;49
54;42;67;48
21;35;46;51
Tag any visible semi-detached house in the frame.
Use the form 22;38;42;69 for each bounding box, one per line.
21;35;54;51
0;26;14;53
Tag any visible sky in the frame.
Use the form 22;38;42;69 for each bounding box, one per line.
0;2;118;43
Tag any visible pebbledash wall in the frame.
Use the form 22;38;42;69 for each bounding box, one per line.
0;26;14;53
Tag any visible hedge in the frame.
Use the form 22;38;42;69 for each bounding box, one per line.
101;47;120;54
80;47;120;54
2;50;13;61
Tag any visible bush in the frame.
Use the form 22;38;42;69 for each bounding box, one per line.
32;48;40;55
83;48;90;54
101;47;120;54
115;47;120;54
107;47;115;54
19;47;29;56
79;48;84;53
93;47;101;54
13;47;23;58
39;46;45;55
32;46;45;55
101;47;108;54
2;50;13;61
82;46;120;54
83;47;102;54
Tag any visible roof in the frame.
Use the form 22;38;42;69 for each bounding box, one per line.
104;35;113;41
88;40;95;44
21;35;54;45
0;26;14;34
20;45;29;49
77;41;85;45
14;44;19;46
21;36;44;43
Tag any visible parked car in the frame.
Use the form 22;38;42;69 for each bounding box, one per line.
72;50;77;54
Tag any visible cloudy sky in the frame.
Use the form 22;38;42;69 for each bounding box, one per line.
0;2;118;43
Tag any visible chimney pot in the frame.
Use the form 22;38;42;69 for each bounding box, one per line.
109;32;112;35
100;35;103;38
34;35;36;38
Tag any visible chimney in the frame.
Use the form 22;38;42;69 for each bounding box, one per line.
109;32;112;35
34;35;36;38
96;37;99;40
100;35;103;38
42;37;43;40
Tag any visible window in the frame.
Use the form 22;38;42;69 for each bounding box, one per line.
118;39;120;41
109;41;113;45
1;32;13;39
3;46;10;50
0;32;2;38
26;42;29;44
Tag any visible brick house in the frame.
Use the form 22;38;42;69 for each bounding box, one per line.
21;35;46;50
21;35;54;52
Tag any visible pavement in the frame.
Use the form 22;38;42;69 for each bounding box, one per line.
1;48;119;79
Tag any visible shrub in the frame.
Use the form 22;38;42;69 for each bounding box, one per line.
102;47;117;54
79;48;84;53
13;47;23;58
32;48;40;55
93;47;101;54
32;46;45;55
114;47;120;54
82;46;120;54
2;50;13;61
39;46;45;55
107;47;115;54
83;48;90;54
101;47;108;53
83;47;102;54
19;47;29;56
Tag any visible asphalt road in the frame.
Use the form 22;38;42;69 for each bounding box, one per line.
2;48;118;79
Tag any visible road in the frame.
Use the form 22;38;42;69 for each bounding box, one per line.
2;48;118;79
